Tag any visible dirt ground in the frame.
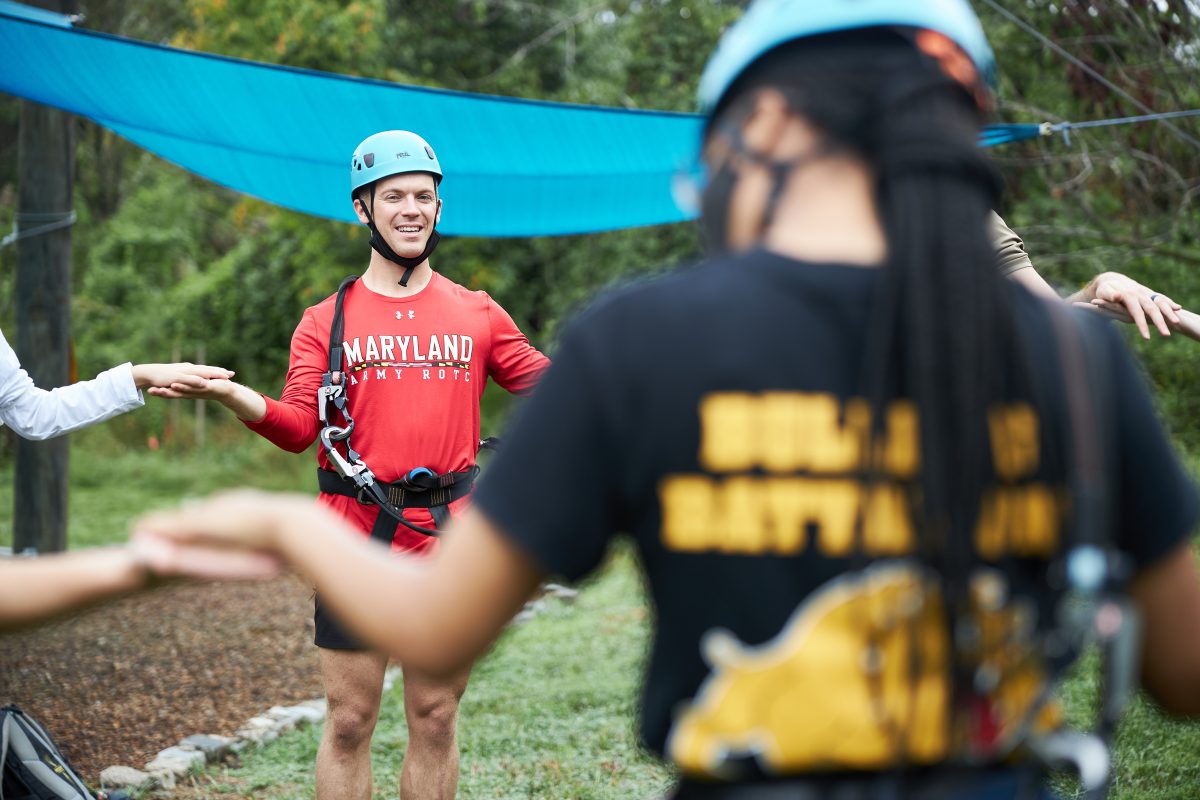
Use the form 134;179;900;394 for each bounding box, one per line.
0;576;324;788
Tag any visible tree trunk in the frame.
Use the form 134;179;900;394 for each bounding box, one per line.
13;0;78;554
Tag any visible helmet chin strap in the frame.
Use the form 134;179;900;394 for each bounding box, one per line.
361;186;442;287
700;124;831;254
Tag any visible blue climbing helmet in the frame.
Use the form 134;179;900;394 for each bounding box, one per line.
697;0;997;118
349;129;442;199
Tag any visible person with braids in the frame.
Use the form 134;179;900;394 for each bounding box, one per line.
134;2;1200;798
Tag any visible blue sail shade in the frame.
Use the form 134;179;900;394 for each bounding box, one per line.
977;123;1045;148
0;1;703;237
0;0;1036;236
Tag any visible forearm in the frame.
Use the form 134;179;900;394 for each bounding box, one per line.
0;548;148;630
132;493;542;674
1004;266;1062;302
1168;309;1200;342
0;363;142;440
275;505;539;674
1131;543;1200;715
1064;271;1118;305
1067;291;1200;341
241;393;320;453
276;510;449;664
214;382;268;422
1063;287;1089;305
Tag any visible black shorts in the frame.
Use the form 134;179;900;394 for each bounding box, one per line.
313;592;368;651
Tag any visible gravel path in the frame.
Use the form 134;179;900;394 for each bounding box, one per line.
0;576;324;784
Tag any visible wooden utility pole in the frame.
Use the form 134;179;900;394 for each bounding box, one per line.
14;0;78;554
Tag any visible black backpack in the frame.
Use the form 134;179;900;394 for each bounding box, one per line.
0;705;92;800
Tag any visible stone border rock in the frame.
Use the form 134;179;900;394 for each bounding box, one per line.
97;696;331;794
97;671;395;796
95;584;577;797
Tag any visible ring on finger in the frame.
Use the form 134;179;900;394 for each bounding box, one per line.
1150;293;1160;301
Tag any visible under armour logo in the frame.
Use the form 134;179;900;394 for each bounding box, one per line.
396;310;415;320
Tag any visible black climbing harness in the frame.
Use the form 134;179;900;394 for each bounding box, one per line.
315;275;495;541
846;301;1139;799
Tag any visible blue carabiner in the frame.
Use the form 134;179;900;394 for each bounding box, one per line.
407;466;435;482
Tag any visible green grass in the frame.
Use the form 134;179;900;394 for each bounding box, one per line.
1050;648;1200;800
0;424;310;551
182;551;1200;800
178;547;676;800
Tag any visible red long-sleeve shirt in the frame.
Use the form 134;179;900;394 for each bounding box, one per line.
245;273;549;552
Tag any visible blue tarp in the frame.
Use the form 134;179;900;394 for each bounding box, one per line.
0;0;1035;237
977;123;1044;148
0;1;704;237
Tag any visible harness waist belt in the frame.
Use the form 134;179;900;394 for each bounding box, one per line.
317;467;476;509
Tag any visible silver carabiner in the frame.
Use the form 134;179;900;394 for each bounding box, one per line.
317;383;344;424
320;426;366;479
323;422;353;442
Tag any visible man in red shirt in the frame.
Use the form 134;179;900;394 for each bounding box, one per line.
167;130;548;800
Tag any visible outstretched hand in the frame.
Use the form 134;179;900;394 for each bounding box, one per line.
1074;272;1182;339
144;373;268;422
129;531;285;582
146;376;237;401
132;362;235;392
128;491;312;582
133;490;337;557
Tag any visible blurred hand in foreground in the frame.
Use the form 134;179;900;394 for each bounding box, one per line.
130;528;285;581
132;490;341;557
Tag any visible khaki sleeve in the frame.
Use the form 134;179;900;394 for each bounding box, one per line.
989;211;1035;275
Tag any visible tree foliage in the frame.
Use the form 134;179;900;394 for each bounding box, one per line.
978;0;1200;446
1;0;1198;449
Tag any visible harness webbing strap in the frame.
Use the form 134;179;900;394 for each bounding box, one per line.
317;275;441;538
370;507;401;546
328;275;358;380
316;276;494;540
1045;302;1115;550
429;504;451;531
361;487;451;543
317;467;476;509
1033;303;1130;800
360;475;441;537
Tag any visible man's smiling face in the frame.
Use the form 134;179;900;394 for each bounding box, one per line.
355;172;442;260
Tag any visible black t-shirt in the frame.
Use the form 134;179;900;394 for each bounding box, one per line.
472;248;1198;778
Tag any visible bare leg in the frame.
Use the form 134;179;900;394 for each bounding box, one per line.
399;663;471;800
316;648;388;800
